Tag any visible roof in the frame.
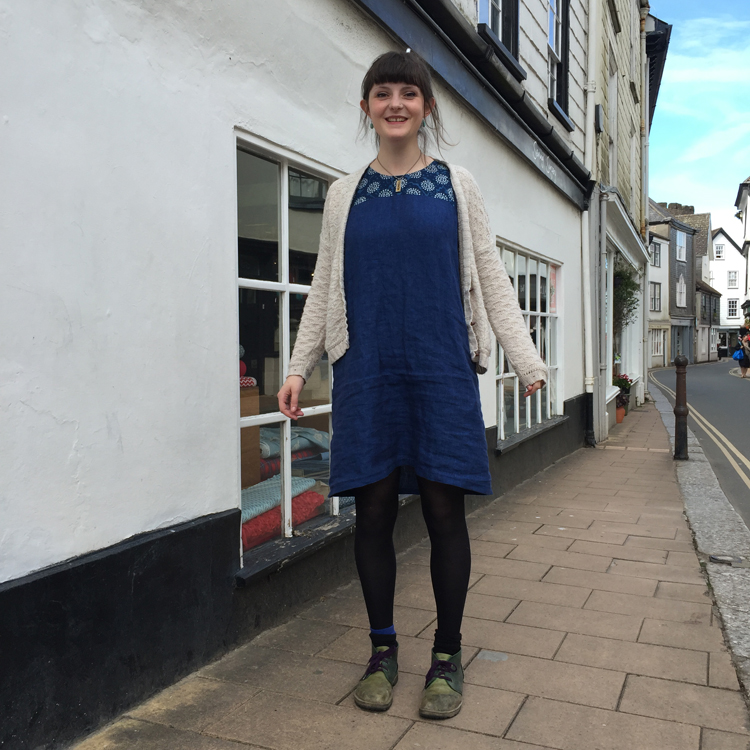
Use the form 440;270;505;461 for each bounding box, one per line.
696;279;721;296
712;227;744;256
735;176;750;209
647;199;697;233
645;15;672;128
674;212;711;257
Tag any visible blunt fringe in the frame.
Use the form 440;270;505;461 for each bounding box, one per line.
358;50;452;155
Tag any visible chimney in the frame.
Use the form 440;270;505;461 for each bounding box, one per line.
668;203;695;215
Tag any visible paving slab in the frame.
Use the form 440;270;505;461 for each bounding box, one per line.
505;695;700;749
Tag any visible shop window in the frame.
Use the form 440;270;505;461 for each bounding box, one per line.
496;247;560;442
651;331;663;356
237;147;337;553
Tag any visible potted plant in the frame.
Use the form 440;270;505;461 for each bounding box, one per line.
613;374;634;422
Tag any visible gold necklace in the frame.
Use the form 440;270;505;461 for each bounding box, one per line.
375;152;424;193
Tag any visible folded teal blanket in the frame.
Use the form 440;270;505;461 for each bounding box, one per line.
241;475;317;522
259;427;330;459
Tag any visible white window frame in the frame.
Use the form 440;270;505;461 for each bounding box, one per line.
728;270;738;289
236;132;342;541
651;331;663;356
675;230;687;261
495;243;561;443
676;274;686;308
714;244;724;260
728;299;739;318
649;281;661;312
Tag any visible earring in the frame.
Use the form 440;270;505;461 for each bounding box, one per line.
369;121;374;129
421;119;426;128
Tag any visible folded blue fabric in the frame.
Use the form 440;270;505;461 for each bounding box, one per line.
241;475;317;522
259;427;331;459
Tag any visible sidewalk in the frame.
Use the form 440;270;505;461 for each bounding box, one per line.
72;402;750;750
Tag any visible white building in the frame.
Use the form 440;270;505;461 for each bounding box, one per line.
711;227;748;352
647;231;671;367
1;1;602;745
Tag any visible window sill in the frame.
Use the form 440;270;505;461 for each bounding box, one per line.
477;24;527;82
495;415;569;455
235;494;418;587
548;99;575;132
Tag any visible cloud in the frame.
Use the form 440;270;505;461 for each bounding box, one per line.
649;10;750;215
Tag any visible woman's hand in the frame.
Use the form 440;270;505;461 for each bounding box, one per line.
278;375;306;419
524;380;545;398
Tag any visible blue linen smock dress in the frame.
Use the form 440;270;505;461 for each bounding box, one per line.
328;161;493;497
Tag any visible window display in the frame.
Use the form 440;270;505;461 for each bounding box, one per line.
237;145;337;552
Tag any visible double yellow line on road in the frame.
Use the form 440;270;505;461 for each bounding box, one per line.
648;372;750;492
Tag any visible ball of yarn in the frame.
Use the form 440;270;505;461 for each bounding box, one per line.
239;344;245;358
239;360;247;376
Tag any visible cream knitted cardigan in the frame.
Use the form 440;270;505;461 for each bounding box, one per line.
287;162;548;389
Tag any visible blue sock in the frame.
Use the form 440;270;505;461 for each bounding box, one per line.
369;625;397;647
370;625;396;635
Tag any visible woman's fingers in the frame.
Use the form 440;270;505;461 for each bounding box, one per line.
524;380;545;398
277;377;305;419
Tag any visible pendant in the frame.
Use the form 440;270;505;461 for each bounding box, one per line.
395;178;402;192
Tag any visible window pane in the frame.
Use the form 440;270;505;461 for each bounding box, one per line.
290;293;332;408
241;423;281;551
529;315;540;352
517;254;527;310
530;385;539;424
549;370;557;415
503;248;515;286
503;378;516;439
541;382;550;420
539;315;548;362
549;265;558;313
289;168;328;284
239;289;280;414
539;262;548;312
550;317;558;366
491;2;500;35
291;414;331;525
518;379;527;431
237;150;279;282
528;258;538;311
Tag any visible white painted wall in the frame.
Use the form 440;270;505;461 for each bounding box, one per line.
0;0;584;583
710;231;748;327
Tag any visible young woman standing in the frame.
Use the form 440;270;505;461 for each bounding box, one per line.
278;50;546;719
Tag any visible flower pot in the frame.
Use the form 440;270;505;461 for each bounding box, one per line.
616;406;626;424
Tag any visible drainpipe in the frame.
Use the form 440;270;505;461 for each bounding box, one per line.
599;189;610;438
640;1;650;400
580;0;599;445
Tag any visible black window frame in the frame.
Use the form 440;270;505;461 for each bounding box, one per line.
548;0;573;131
649;281;661;312
477;0;526;83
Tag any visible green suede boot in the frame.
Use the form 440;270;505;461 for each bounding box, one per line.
353;643;398;711
419;649;464;719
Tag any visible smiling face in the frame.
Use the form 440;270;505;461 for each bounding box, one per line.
360;82;434;146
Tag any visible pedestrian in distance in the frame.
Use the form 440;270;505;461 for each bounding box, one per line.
277;49;546;720
736;327;750;378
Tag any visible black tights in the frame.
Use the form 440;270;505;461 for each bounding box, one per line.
353;467;471;655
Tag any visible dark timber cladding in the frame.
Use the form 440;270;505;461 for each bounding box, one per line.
351;0;590;208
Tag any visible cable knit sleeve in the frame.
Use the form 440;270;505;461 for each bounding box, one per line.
286;182;337;383
462;170;548;388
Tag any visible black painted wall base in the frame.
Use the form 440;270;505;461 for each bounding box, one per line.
1;394;588;749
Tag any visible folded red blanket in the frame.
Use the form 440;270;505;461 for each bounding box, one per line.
242;490;325;550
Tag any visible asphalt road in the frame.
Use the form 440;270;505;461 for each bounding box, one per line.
649;359;750;529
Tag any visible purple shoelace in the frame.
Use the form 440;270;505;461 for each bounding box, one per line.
424;658;457;687
363;644;397;678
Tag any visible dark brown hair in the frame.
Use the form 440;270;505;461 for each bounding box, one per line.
359;50;451;154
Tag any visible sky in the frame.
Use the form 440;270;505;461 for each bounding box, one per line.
648;0;750;245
